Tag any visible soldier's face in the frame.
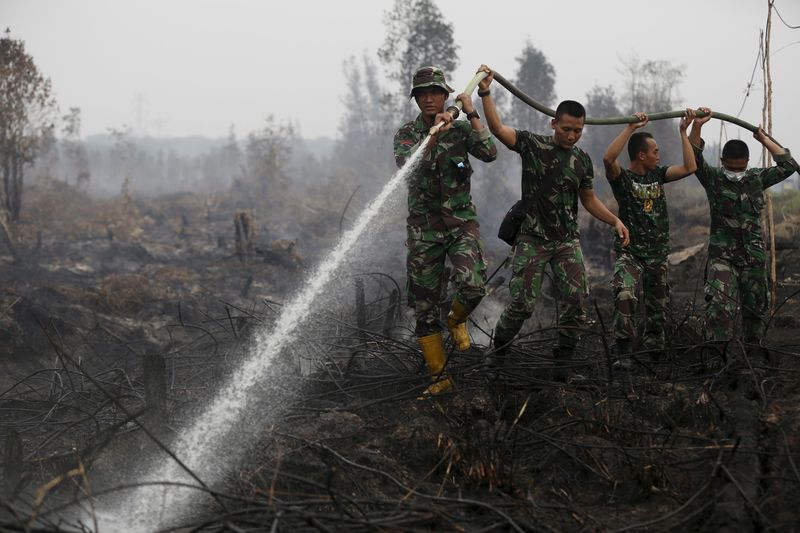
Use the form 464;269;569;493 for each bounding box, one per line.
551;114;584;149
721;157;748;172
638;138;660;170
414;87;448;119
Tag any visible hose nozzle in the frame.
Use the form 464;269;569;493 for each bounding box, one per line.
428;106;461;135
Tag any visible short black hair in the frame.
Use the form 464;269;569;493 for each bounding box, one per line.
554;100;586;121
628;132;654;161
722;139;749;160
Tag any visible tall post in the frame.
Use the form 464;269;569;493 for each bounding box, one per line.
761;2;777;313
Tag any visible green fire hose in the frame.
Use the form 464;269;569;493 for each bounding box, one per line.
494;72;724;126
431;70;776;144
428;72;490;134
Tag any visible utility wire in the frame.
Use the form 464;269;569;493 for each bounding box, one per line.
735;44;762;118
772;3;800;29
716;36;764;156
772;39;800;55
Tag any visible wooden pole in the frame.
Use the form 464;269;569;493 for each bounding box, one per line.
761;2;777;314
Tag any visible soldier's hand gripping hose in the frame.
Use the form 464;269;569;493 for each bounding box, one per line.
428;71;489;136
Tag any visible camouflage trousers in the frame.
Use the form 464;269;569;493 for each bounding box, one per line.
612;251;669;348
406;220;487;337
704;256;769;342
495;237;588;345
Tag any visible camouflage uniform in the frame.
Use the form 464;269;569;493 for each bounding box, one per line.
609;167;670;348
694;140;798;341
394;114;497;336
494;131;593;346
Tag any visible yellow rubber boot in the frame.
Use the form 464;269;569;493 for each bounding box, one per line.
418;332;453;395
447;299;471;351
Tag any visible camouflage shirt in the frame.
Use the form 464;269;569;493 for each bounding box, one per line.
394;114;497;233
694;140;798;266
609;166;669;260
512;131;593;242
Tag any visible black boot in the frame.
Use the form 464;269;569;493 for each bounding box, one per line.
551;345;574;383
745;342;773;368
485;333;512;374
700;341;726;371
612;338;633;371
641;336;666;362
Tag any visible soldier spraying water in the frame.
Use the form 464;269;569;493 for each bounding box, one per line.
394;66;497;394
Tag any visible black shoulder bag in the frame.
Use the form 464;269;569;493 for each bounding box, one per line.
497;150;572;246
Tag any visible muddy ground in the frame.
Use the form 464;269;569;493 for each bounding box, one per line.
1;183;800;532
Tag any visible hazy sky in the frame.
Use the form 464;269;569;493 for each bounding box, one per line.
4;0;800;156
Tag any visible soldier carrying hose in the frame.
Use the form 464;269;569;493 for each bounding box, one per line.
689;107;799;358
477;64;629;381
602;109;697;367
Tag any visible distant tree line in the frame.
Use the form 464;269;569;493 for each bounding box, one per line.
0;2;747;260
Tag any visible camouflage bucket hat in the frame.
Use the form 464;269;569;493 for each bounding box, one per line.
409;66;454;97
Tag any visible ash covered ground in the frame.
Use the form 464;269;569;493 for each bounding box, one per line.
2;182;800;532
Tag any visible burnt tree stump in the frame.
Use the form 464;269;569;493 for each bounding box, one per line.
382;288;399;338
234;211;256;264
143;353;167;423
355;277;366;342
240;275;254;298
4;428;23;499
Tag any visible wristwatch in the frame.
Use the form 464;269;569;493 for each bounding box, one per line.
477;88;490;97
465;110;480;120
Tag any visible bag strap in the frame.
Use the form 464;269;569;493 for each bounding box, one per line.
521;148;573;206
518;148;575;241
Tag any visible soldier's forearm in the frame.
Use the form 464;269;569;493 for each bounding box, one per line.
481;95;516;149
673;131;698;179
603;125;635;166
593;203;620;227
761;136;787;157
581;192;618;227
688;124;703;148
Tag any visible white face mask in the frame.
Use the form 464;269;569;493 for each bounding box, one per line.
723;168;747;182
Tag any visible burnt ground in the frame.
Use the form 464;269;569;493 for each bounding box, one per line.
1;184;800;532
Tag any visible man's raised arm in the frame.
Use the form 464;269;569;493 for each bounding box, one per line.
754;127;799;189
602;112;648;180
665;109;698;182
475;65;517;150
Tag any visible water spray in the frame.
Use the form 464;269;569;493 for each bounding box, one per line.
86;73;500;533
